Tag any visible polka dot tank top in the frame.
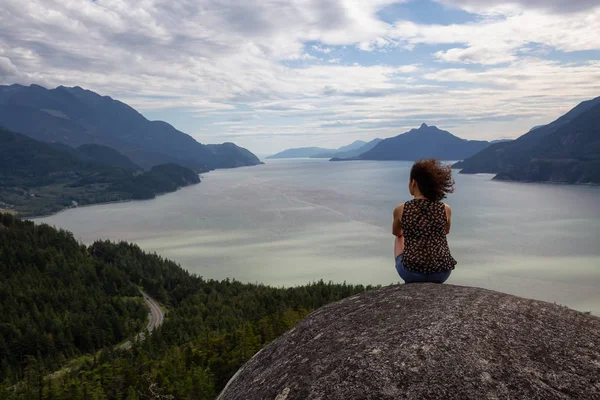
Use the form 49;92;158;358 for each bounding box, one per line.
401;199;457;273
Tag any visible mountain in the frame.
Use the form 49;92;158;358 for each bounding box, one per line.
491;139;513;144
0;127;200;216
75;144;142;170
0;84;261;172
267;147;335;159
269;139;383;160
336;140;368;153
49;142;142;170
0;213;369;398
329;138;383;159
454;96;600;184
310;140;368;158
333;124;489;161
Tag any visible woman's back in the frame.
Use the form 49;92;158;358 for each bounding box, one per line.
401;198;456;273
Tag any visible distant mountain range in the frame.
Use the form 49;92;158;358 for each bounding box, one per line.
454;96;600;184
267;139;383;159
0;84;261;172
0;127;200;216
314;139;383;159
309;141;365;159
332;124;490;161
267;147;334;159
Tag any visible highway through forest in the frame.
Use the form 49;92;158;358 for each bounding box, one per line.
120;289;165;349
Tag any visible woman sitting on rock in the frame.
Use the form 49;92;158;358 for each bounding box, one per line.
393;159;457;283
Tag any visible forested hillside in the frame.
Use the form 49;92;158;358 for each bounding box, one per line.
0;214;147;382
0;214;372;399
0;127;200;216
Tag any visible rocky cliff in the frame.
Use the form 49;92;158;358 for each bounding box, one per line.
218;284;600;400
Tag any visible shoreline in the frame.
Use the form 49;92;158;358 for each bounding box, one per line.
29;198;135;220
458;170;600;187
30;181;202;220
20;160;264;220
21;163;259;220
492;176;600;187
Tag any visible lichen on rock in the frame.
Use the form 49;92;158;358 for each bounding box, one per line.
218;284;600;400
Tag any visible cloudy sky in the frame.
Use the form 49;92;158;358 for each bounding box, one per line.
1;0;600;154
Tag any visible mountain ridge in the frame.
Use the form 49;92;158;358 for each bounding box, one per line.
310;140;368;158
268;139;384;160
267;146;337;159
316;139;383;159
455;96;600;184
0;84;262;173
332;124;489;161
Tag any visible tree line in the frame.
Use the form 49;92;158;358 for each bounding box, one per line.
0;213;374;399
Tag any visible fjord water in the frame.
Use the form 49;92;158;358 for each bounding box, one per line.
37;159;600;314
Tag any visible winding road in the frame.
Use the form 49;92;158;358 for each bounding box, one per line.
141;289;165;332
120;289;165;349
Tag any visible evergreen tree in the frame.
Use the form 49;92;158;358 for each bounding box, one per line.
2;213;374;399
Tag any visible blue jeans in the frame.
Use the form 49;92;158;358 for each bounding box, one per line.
395;254;451;284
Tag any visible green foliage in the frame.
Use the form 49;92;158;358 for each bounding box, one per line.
109;163;200;200
0;127;200;216
1;214;373;399
0;214;146;382
75;144;141;171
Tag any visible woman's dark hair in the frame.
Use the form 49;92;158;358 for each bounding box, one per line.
410;159;455;202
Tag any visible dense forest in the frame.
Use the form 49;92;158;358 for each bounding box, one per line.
0;213;373;399
0;127;200;216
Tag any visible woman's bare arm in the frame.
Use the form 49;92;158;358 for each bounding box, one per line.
444;203;452;234
392;203;404;237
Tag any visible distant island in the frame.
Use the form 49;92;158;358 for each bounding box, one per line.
267;139;383;159
0;84;262;173
332;124;490;161
454;96;600;184
0;127;200;216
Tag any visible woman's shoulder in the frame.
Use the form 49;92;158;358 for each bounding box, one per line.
441;202;452;217
393;202;406;218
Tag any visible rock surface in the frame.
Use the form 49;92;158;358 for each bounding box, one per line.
218;284;600;400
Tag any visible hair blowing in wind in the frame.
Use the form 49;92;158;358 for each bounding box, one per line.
410;159;455;202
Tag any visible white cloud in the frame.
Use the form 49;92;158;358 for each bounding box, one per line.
0;56;19;76
434;47;517;65
0;0;599;153
395;64;420;73
312;45;332;54
391;10;600;54
438;0;600;14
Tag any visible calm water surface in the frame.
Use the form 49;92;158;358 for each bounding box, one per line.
37;159;600;314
